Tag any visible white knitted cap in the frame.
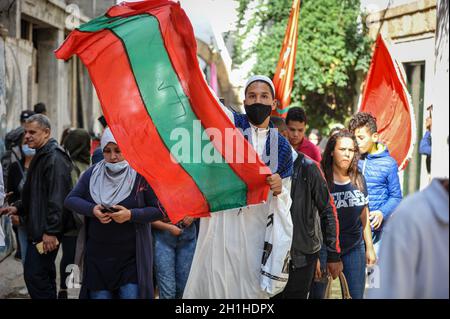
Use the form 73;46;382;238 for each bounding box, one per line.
245;75;275;97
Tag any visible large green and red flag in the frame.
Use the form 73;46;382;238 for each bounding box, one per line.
272;0;301;118
359;35;415;171
55;0;271;223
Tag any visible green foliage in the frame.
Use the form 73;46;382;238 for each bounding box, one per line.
233;0;373;134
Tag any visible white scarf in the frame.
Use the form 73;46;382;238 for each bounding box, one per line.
89;128;137;207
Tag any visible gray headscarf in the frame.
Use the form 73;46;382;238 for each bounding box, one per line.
89;128;137;208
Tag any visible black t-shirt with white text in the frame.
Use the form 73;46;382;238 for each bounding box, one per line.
330;179;368;254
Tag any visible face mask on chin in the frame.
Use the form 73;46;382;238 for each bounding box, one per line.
244;103;272;126
22;144;36;157
105;160;129;173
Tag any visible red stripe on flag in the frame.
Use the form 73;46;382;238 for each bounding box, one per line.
57;29;210;223
107;2;271;205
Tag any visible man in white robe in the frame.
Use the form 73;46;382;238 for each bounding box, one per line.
183;76;294;299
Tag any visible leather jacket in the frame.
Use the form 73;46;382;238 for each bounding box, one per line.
15;138;74;242
290;153;341;267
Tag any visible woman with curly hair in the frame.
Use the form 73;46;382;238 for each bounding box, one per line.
314;129;376;299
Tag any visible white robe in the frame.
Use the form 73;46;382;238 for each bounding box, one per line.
183;101;292;298
183;180;291;299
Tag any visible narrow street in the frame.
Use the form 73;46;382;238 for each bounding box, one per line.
0;249;80;299
0;253;27;299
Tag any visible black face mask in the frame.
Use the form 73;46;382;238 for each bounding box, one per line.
244;103;272;126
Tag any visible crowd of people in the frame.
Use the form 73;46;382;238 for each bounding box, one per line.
0;75;448;299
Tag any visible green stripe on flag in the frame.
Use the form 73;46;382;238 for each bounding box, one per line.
79;14;248;211
276;107;290;114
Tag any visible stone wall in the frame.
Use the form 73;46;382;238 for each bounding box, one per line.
367;0;436;40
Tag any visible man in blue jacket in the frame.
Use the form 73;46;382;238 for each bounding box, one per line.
349;112;402;250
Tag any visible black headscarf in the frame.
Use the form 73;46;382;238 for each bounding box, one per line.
62;128;91;165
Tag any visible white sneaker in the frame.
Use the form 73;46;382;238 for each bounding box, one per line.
18;287;28;295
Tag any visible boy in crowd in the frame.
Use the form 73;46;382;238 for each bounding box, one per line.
348;112;402;249
286;107;322;163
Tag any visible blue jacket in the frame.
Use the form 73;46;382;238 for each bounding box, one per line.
358;144;402;226
419;131;432;156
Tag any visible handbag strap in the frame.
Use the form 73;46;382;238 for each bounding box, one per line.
324;273;352;299
338;272;352;299
324;275;333;299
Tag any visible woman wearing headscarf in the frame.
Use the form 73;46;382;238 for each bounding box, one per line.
57;128;91;299
64;128;166;299
61;128;91;177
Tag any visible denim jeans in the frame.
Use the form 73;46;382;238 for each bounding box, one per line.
310;242;366;299
17;226;29;266
372;230;382;244
90;283;139;299
372;231;382;257
153;223;197;299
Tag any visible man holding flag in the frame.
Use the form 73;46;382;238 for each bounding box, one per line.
183;75;294;299
55;1;294;299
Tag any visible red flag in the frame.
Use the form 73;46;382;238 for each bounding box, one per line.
359;34;416;171
55;1;270;223
272;0;301;118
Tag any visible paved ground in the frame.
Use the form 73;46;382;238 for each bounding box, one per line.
0;244;348;299
0;248;80;299
0;252;27;299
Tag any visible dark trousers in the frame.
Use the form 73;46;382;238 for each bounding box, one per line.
60;235;77;289
12;225;21;259
272;258;318;299
24;241;58;299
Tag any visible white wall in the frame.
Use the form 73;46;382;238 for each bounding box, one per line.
431;0;449;178
389;36;436;189
4;38;34;131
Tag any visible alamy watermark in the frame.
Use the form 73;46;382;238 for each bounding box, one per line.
168;120;278;174
65;264;81;289
65;4;81;30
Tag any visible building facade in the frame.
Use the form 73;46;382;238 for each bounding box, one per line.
0;0;240;150
366;0;448;195
0;0;117;148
